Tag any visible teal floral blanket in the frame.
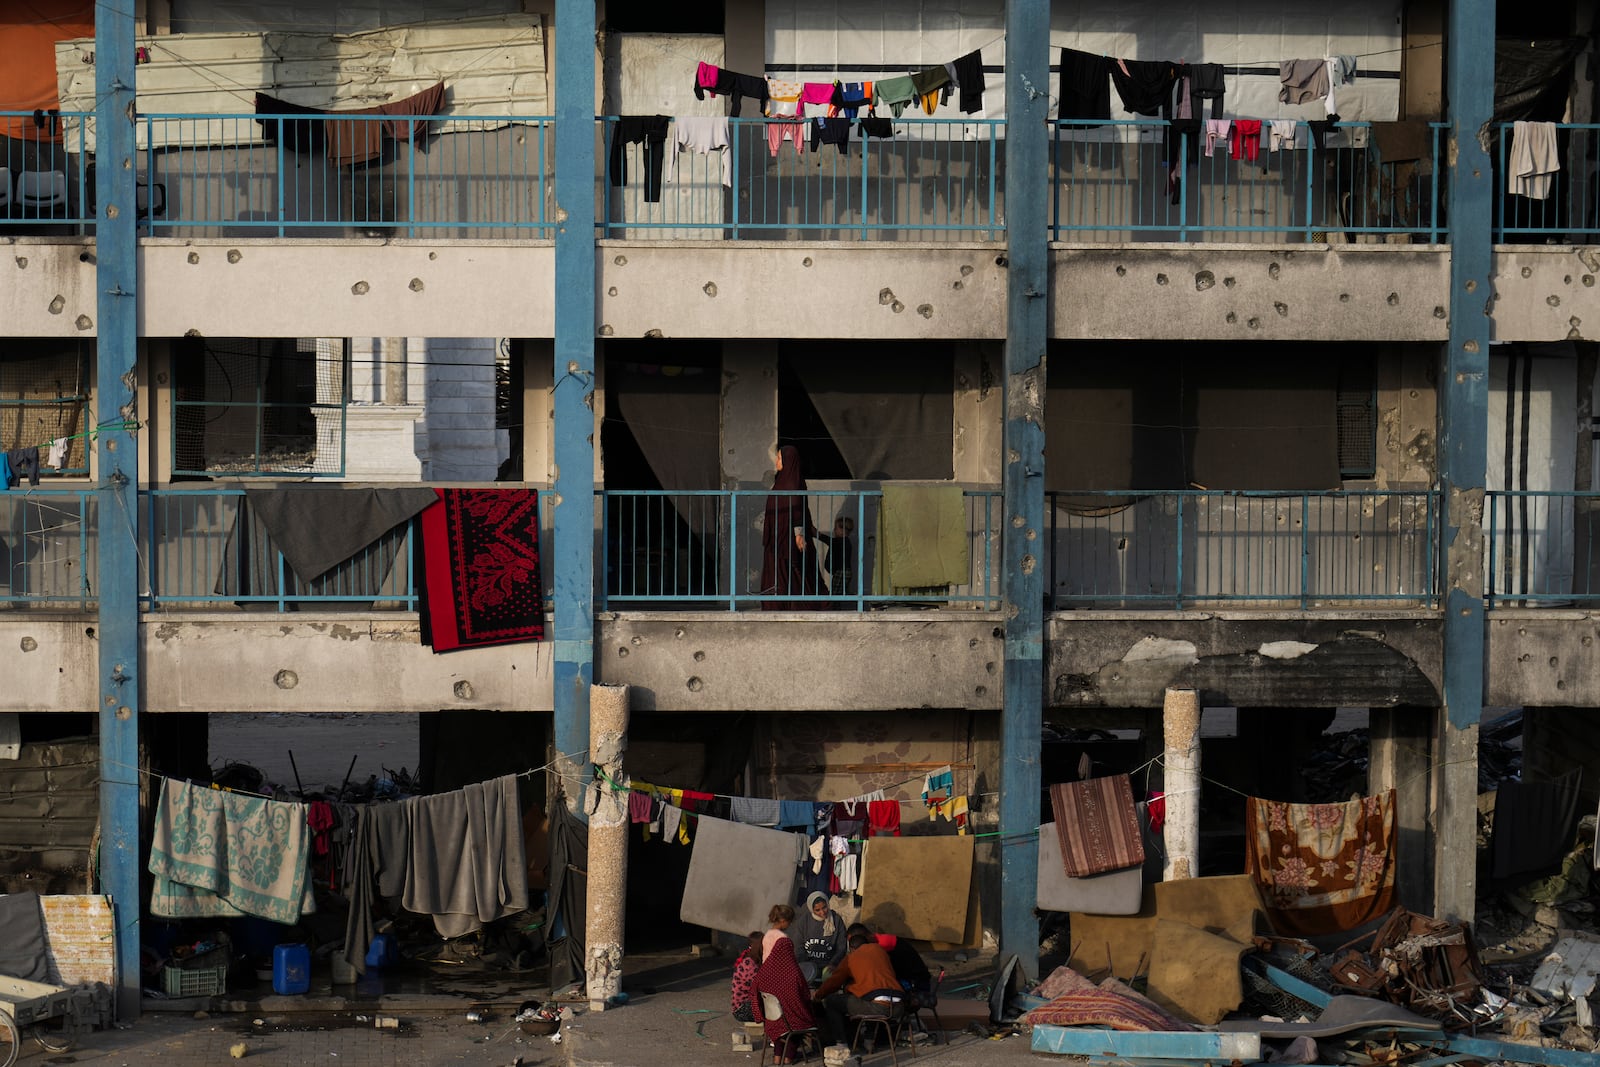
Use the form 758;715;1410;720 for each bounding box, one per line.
148;779;311;924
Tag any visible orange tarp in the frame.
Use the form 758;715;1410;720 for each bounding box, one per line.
0;1;95;142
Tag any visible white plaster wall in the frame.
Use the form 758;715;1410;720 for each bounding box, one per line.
172;0;521;34
598;241;1009;339
1490;247;1600;342
597;612;1006;712
1051;245;1450;341
136;240;555;338
142;615;554;713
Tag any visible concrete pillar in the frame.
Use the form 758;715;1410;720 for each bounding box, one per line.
720;340;779;490
94;0;142;1020
998;0;1050;979
586;683;630;1011
1369;707;1433;912
1435;0;1494;924
551;0;598;818
1161;688;1201;881
522;339;555;483
953;342;1002;485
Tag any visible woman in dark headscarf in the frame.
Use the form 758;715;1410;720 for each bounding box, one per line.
759;445;824;610
750;935;818;1062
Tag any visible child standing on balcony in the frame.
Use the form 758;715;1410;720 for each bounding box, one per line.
817;514;857;599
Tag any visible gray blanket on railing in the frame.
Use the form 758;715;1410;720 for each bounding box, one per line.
214;487;438;600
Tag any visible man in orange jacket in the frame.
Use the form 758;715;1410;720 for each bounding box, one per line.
811;929;904;1045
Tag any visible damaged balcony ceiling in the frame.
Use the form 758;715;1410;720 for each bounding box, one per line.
54;13;548;152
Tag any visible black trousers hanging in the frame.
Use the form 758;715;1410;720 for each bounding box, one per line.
609;115;670;202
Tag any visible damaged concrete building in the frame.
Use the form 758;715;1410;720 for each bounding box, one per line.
1;0;1598;1016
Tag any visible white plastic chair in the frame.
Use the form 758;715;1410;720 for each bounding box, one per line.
16;170;67;217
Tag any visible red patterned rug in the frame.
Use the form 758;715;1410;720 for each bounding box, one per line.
421;488;544;652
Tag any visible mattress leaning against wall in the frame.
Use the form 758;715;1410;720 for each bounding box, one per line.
0;735;100;894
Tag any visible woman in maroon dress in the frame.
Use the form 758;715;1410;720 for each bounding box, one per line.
750;935;818;1062
759;445;824;610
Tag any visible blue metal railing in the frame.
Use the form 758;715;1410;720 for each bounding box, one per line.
599;488;1001;610
1492;123;1599;242
137;113;553;237
0;490;97;607
1050;120;1445;244
0;112;94;230
1486;491;1600;603
598;116;1003;240
1047;489;1438;609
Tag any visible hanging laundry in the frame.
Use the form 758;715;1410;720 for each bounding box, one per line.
419;488;543;651
1111;59;1177;118
1510;120;1560;199
857;117;895;140
629;790;654;824
6;447;40;487
0;454;11;490
1186;62;1226;119
1229;119;1263;162
950;49;985;114
402;775;529;939
669;116;732;187
813;802;836;836
874;75;917;118
1267;120;1304;152
830;81;874;120
1244;790;1397;936
693;63;768;117
765;79;804;118
801;82;839;113
765;117;807;158
608;115;669;203
929;794;968;834
1146;792;1167;833
809;117;852;156
831;836;856;893
149;778;312;925
1278;59;1330;106
808;833;827;874
1491;768;1583;878
45;438;68;470
778;799;814;830
322;81;445;167
730;796;781;827
866;799;901;837
1048;775;1144;877
661;803;684;843
909;65;951;115
1059;48;1111;123
1204;119;1233;157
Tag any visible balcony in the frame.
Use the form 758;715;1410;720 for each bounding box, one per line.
3;112;1461;246
1051;120;1444;244
600;489;1002;610
1491;123;1600;243
1486;491;1600;605
1048;490;1439;610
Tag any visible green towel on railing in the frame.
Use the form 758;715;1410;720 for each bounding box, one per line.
875;485;970;594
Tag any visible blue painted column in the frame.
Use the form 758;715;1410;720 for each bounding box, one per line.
551;1;597;811
999;0;1049;977
93;0;142;1019
1435;0;1494;922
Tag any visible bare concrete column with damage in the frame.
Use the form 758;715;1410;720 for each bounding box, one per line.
1162;688;1200;881
586;683;630;1011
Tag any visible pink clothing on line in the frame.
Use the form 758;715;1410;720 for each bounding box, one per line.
1204;119;1232;158
801;82;836;105
766;118;806;158
697;61;721;94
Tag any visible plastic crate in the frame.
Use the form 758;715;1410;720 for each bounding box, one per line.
161;947;228;997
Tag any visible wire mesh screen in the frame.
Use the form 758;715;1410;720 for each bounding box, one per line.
0;342;90;474
1336;382;1377;479
172;337;345;477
